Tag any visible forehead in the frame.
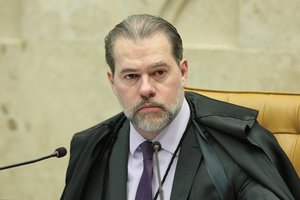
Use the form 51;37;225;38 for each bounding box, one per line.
114;33;173;67
113;33;172;59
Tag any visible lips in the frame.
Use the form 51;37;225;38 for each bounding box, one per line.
137;104;162;112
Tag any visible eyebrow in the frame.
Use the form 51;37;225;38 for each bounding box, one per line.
149;61;170;68
119;68;139;75
119;61;171;75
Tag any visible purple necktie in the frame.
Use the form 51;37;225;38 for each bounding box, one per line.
135;141;153;200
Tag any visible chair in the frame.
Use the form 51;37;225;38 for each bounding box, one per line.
185;87;300;177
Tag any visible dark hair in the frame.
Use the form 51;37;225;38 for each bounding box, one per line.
104;14;183;74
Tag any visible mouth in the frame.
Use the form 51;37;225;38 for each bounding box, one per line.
137;104;163;113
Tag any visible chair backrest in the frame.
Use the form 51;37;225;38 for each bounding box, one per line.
185;87;300;176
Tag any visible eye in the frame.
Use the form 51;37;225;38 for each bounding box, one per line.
125;74;138;80
154;70;166;77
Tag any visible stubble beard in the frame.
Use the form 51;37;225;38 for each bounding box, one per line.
120;89;184;134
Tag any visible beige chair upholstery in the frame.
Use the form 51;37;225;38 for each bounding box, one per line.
185;87;300;177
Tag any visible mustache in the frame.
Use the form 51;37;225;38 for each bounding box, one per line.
133;99;166;113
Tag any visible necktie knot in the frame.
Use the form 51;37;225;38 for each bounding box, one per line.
140;141;153;160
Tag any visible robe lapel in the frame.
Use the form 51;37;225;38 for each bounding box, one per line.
108;120;130;200
170;125;203;200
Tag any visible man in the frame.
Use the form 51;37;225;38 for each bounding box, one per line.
61;14;299;200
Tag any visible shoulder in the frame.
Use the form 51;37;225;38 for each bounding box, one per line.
64;112;126;180
185;91;258;120
69;112;126;157
185;91;259;138
72;112;125;143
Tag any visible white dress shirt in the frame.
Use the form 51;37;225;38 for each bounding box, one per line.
127;98;191;200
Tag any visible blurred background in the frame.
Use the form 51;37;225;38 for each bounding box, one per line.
0;0;300;199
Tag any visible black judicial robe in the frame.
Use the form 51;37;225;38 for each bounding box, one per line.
60;92;300;200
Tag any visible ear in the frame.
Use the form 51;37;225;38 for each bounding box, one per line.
107;71;116;95
179;59;188;86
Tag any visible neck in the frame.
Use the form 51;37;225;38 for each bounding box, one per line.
134;126;161;140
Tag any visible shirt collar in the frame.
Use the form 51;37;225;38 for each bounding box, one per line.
129;98;191;156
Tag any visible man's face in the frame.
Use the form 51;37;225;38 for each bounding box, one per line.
107;33;188;138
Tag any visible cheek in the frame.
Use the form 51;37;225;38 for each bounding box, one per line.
160;82;182;102
115;87;136;105
163;77;184;100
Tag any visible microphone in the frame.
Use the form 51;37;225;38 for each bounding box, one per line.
152;141;164;200
0;147;67;171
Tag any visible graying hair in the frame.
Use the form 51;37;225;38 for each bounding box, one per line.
104;14;183;74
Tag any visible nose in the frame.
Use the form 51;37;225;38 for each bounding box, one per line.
139;75;156;99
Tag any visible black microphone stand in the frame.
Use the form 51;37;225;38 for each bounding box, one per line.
0;147;67;171
153;141;164;200
0;154;55;170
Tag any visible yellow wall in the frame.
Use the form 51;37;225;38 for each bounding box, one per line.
1;0;300;199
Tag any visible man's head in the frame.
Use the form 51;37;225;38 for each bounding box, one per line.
105;14;183;75
105;14;188;139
